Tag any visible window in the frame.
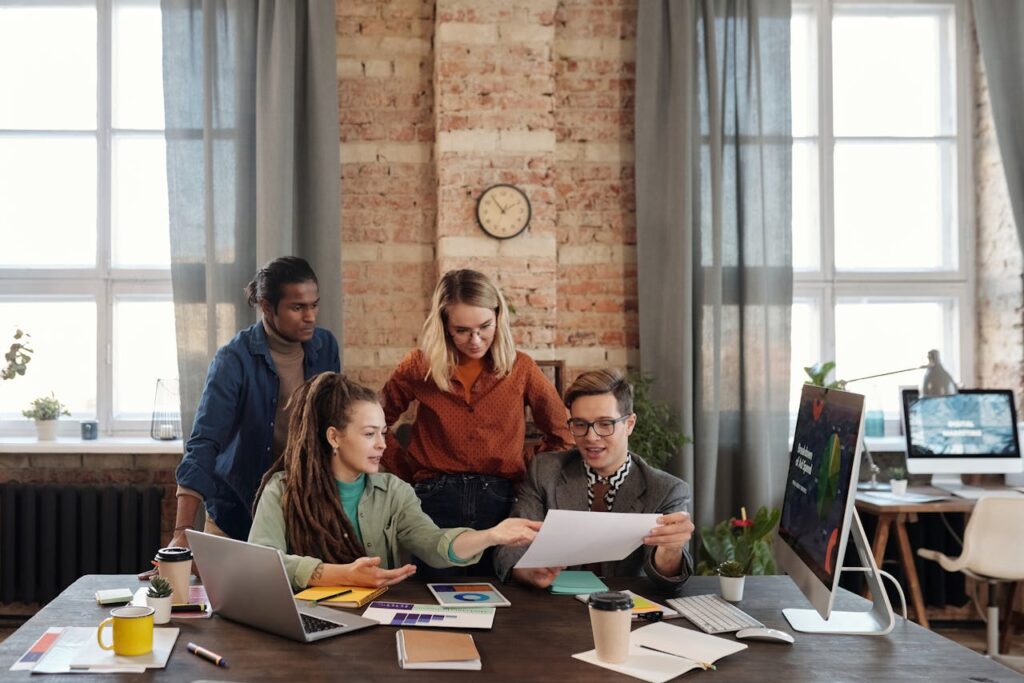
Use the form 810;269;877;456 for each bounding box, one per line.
0;0;176;436
789;0;972;426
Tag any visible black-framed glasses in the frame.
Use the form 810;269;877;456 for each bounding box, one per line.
566;415;631;437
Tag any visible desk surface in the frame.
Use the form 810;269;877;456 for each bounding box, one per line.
855;485;978;514
1;575;1019;682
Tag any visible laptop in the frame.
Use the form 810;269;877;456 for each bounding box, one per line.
187;530;378;642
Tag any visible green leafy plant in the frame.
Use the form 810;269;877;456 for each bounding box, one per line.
627;372;691;470
21;393;70;421
697;506;781;576
147;576;172;599
717;560;745;578
888;465;907;481
2;329;33;381
804;360;842;389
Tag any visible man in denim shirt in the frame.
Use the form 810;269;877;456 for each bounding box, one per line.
171;257;340;546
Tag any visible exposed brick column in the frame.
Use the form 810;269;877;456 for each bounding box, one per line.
337;0;438;387
434;0;560;351
554;0;639;380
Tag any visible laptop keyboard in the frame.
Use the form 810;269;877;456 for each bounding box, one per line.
667;593;764;634
301;613;342;634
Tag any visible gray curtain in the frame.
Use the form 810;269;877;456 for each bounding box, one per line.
161;0;341;435
974;1;1024;251
635;0;792;528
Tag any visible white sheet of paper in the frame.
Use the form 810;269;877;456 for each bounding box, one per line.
572;645;700;683
630;621;747;664
514;509;660;569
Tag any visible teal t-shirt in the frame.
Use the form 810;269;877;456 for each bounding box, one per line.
336;474;366;542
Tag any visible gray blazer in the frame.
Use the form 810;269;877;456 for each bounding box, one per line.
494;450;694;592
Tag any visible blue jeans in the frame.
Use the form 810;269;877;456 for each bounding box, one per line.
413;474;517;580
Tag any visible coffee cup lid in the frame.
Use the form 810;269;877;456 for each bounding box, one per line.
587;591;633;611
155;546;193;562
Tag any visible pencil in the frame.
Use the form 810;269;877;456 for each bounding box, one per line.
312;589;353;606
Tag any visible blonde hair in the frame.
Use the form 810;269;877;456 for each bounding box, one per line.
419;269;516;392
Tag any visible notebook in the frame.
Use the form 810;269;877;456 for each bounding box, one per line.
549;570;608;595
294;585;388;608
396;629;481;670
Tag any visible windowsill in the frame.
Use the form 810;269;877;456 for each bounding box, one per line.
863;435;906;453
0;436;183;454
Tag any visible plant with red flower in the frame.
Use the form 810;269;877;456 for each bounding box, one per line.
697;505;781;576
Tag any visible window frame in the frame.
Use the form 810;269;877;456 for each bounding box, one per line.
0;0;172;437
793;0;975;427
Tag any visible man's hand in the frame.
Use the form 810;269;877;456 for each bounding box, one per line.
645;511;695;577
488;518;542;547
511;566;564;589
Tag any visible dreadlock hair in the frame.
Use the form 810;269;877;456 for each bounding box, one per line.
255;372;378;564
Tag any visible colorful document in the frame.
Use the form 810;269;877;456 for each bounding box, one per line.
362;602;495;629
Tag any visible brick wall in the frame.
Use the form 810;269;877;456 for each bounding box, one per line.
338;0;639;387
973;24;1024;399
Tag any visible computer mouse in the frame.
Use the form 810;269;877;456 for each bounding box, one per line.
734;627;795;644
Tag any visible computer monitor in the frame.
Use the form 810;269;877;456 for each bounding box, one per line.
775;384;895;635
901;388;1023;491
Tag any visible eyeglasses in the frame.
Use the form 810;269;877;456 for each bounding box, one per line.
447;322;495;341
566;415;631;437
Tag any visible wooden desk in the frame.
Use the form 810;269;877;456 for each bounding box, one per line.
855;487;976;628
1;574;1019;681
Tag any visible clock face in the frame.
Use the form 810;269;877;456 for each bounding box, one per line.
476;184;531;239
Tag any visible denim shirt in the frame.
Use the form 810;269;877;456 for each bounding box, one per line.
175;321;340;540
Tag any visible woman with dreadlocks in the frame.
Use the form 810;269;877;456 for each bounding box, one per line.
248;372;541;589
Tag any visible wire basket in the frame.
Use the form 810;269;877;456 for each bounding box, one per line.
150;378;182;441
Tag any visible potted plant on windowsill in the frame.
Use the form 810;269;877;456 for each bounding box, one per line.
147;576;173;624
21;392;70;441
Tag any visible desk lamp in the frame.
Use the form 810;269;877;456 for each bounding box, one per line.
840;349;958;491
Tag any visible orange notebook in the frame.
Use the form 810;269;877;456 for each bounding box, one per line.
397;629;481;670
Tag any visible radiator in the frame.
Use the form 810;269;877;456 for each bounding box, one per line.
0;483;164;604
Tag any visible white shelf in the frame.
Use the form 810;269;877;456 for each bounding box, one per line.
0;436;183;454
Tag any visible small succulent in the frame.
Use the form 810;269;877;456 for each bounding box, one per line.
717;560;745;578
889;465;908;481
147;576;172;599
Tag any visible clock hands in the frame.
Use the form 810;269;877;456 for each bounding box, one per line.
490;196;508;214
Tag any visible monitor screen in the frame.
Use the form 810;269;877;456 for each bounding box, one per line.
777;385;864;616
901;389;1022;476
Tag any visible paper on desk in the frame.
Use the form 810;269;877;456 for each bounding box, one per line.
70;627;179;672
572;645;701;683
514;510;661;569
630;621;746;664
131;585;211;618
858;491;948;504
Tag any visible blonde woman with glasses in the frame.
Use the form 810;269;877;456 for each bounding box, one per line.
381;269;573;578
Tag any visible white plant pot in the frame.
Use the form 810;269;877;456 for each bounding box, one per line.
147;595;172;624
719;575;745;602
890;479;908;496
35;420;58;441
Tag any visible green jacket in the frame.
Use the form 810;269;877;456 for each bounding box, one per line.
248;471;480;590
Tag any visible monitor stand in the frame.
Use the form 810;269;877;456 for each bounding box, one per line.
783;511;896;635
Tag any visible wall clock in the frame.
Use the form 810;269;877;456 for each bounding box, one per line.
475;184;531;239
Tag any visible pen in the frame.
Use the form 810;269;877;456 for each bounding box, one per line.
311;589;352;606
187;642;228;668
172;603;207;613
638;644;716;670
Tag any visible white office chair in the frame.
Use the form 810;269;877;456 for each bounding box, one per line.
917;496;1024;663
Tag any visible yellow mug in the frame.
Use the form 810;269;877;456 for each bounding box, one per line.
96;605;154;656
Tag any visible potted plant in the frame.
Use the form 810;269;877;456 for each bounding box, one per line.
697;506;781;585
889;465;908;496
147;576;173;624
717;560;746;601
627;373;691;470
21;392;70;441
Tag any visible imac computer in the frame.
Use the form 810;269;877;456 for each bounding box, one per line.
775;384;895;635
901;388;1023;496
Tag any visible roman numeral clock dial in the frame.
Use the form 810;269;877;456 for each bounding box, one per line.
476;184;531;239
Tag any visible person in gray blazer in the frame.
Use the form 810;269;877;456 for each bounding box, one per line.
494;369;695;592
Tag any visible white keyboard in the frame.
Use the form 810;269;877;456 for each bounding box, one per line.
666;593;764;634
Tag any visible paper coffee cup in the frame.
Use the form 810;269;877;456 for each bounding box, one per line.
156;546;193;604
588;591;633;664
